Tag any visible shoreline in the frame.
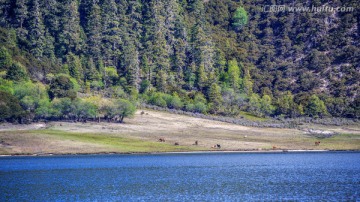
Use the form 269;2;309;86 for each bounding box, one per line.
1;149;359;157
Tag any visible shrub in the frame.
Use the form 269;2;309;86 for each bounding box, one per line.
194;102;207;113
49;74;76;100
0;91;24;122
5;62;28;81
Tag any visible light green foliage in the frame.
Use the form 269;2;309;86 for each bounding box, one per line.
169;93;183;109
35;99;52;119
51;98;73;119
306;95;328;118
248;93;261;117
194;93;207;104
73;99;98;121
14;81;48;112
276;91;302;118
0;78;14;94
208;83;222;113
260;94;274;117
196;63;207;90
105;67;118;86
194;102;207;114
227;58;241;90
248;93;275;117
185;103;195;112
148;92;168;108
242;70;253;96
232;6;248;30
103;99;136;123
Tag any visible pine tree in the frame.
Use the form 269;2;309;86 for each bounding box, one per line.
28;0;45;59
196;63;207;90
227;58;241;90
57;0;82;56
208;83;222;104
0;0;11;27
122;36;140;90
242;69;253;96
66;52;82;82
101;0;121;66
232;6;248;31
13;0;28;42
86;2;102;60
151;1;170;91
6;62;29;81
14;0;28;29
0;46;12;69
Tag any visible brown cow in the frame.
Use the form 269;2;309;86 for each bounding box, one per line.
158;138;166;142
315;141;321;146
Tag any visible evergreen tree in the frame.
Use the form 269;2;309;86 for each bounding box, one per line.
122;36;140;90
5;62;29;81
227;58;241;90
196;63;207;90
232;6;248;31
28;0;45;58
57;0;82;56
101;0;121;66
86;2;102;60
66;53;82;82
0;0;11;27
0;46;12;69
13;0;28;42
208;83;222;113
242;69;253;96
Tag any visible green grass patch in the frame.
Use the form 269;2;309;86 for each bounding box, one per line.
310;133;360;150
238;111;268;121
29;129;199;153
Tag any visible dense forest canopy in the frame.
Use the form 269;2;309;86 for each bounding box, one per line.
0;0;359;123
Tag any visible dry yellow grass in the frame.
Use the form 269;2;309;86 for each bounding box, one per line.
0;110;359;155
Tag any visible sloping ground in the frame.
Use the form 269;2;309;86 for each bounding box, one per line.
0;110;359;155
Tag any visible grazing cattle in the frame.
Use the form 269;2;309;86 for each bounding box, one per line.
315;141;321;146
158;138;166;142
174;142;179;146
193;141;198;146
272;146;277;150
212;144;221;149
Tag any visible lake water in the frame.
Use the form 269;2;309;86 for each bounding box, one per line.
0;152;359;201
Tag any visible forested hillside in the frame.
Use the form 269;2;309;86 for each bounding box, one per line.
0;0;359;123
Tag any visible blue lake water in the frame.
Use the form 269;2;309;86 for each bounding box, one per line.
0;152;359;201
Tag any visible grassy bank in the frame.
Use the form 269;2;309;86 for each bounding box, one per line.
0;110;359;155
